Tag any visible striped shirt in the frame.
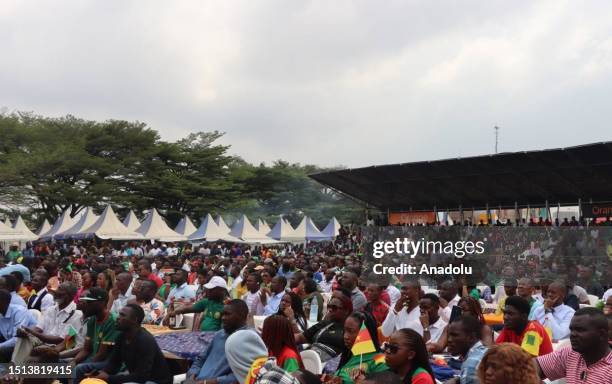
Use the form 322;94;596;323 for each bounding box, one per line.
537;345;612;383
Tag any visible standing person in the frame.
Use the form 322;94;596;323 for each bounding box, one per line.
532;281;574;341
262;276;287;315
536;307;611;383
445;316;488;384
87;304;172;384
496;296;553;357
166;275;226;331
261;315;304;373
381;280;422;337
384;329;435;384
476;343;540;384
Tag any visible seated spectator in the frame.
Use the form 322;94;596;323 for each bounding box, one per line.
130;279;164;324
0;275;27;307
477;343;540;384
338;272;367;312
186;299;249;384
277;292;308;334
458;296;493;346
225;328;269;384
156;273;175;303
72;287;121;383
0;289;37;362
494;279;517;316
86;304;172;384
165;269;196;306
262;276;287;316
242;272;266;316
496;296;553;357
295;294;352;362
334;312;388;384
108;272;134;315
27;270;54;312
10;271;30;301
537;307;611;383
445;315;488;384
576;265;604;298
13;282;83;363
605;296;612;315
418;294;448;353
261;315;304;373
303;278;324;321
383;329;435;384
96;269;114;292
166;275;226;331
381;280;422;337
77;271;97;302
364;283;390;327
438;280;461;323
516;278;542;320
532;281;575;341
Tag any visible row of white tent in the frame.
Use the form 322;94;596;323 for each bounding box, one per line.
0;205;341;244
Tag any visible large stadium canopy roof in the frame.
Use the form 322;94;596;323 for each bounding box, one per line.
310;142;612;211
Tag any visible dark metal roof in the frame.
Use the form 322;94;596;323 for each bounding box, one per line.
310;142;612;211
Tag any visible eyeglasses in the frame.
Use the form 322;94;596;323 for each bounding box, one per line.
382;342;400;354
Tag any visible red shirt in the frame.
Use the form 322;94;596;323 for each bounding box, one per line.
496;320;553;356
148;273;163;288
365;300;390;326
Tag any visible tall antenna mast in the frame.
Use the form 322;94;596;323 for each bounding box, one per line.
494;126;499;154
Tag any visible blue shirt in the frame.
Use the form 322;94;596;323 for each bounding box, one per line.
263;291;285;316
187;328;245;383
10;292;27;308
460;341;487;384
532;303;574;341
0;304;37;349
165;283;196;305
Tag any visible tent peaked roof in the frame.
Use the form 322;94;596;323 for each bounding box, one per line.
189;214;239;242
12;216;38;241
254;219;272;237
175;215;197;237
3;218;11;227
214;216;232;234
230;215;276;243
136;209;186;242
55;207;99;240
322;217;341;238
40;208;75;240
36;219;51;237
0;220;19;241
77;205;142;240
294;216;328;241
267;218;302;242
123;210;141;231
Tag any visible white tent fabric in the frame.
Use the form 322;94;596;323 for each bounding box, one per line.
293;216;329;241
39;208;75;240
123;210;141;231
36;219;52;237
214;216;232;234
55;207;99;240
267;218;302;242
322;217;341;239
230;215;277;243
0;220;20;241
3;218;11;227
77;205;143;240
189;214;240;242
12;216;39;241
136;209;186;242
174;215;197;237
254;219;272;238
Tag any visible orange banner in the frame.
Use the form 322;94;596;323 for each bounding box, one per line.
388;211;436;225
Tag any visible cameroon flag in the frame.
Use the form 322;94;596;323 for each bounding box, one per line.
65;325;78;350
352;323;376;355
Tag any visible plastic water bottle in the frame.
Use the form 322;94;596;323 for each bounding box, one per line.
309;298;319;322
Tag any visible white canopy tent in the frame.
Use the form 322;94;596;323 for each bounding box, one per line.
189;214;240;242
214;216;232;234
322;217;341;239
293;216;329;241
123;210;141;231
39;208;75;241
174;215;197;237
230;214;277;243
36;219;52;237
3;218;11;227
76;205;143;240
12;216;39;241
267;217;303;242
136;209;186;242
55;207;99;240
0;220;20;241
254;219;272;238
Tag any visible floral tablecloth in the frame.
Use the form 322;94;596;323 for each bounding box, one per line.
154;331;216;360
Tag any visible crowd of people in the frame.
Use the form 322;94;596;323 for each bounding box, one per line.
0;220;609;384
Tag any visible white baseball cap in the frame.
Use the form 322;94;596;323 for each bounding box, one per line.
204;275;228;291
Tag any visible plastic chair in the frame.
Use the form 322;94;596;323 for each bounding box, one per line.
182;313;194;330
300;349;322;374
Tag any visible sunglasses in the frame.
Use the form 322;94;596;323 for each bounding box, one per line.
382;342;400;354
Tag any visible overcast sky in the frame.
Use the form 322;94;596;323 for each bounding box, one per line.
2;1;612;168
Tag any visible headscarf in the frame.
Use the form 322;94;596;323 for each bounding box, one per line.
225;329;268;384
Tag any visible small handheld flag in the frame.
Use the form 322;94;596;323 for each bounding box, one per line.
65;325;78;349
351;323;376;356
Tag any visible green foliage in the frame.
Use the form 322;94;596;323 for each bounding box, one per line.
0;112;364;228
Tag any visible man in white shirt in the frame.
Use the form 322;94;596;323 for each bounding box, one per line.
438;280;461;323
318;269;335;294
109;273;134;315
532;281;575;341
242;274;265;316
13;282;83;362
381;280;422;337
27;271;54;312
419;293;448;352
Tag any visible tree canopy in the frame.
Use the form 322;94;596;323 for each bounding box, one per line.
0;112;363;228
